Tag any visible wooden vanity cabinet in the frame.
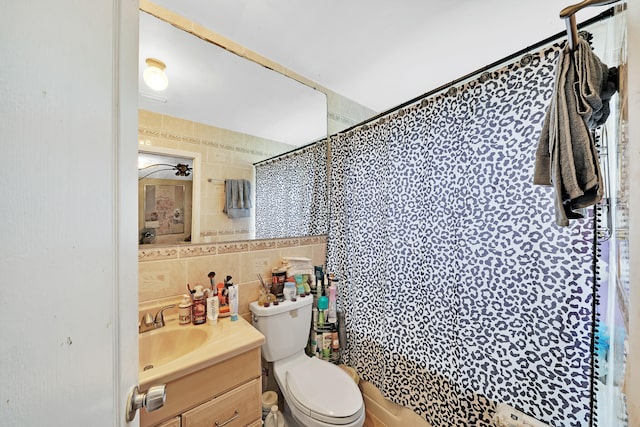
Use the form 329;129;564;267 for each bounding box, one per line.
141;347;262;427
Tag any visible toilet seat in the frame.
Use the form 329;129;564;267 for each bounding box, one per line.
283;356;363;425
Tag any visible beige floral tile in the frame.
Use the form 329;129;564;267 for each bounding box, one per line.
217;241;249;254
238;248;282;284
179;244;217;258
238;281;261;317
139;258;189;302
138;246;178;261
186;253;240;290
300;236;321;246
250;240;277;251
277;238;300;248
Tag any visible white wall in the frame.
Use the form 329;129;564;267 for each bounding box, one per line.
0;1;637;426
627;2;640;425
0;1;139;426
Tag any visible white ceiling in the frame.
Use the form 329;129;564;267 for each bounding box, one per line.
138;11;327;146
140;0;608;143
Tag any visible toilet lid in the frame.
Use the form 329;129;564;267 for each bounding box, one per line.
285;357;363;424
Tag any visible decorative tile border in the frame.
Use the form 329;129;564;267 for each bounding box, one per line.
201;228;254;235
139;235;327;262
249;240;278;251
179;244;217;258
300;236;323;246
139;126;270;157
138;247;178;261
217;241;249;254
277;238;300;248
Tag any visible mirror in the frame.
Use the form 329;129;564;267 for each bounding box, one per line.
138;148;200;245
138;8;328;245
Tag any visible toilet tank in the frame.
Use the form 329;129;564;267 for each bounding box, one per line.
249;297;313;362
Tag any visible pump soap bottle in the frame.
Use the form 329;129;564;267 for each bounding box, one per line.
192;286;207;325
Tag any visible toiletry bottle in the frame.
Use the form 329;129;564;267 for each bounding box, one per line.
216;282;225;305
283;282;296;301
332;327;340;358
328;284;337;324
192;286;207;325
229;284;239;321
207;289;219;324
322;332;332;360
315;330;323;358
178;294;192;325
264;405;283;427
307;329;315;356
303;274;311;295
314;265;323;293
297;283;306;298
317;296;328;327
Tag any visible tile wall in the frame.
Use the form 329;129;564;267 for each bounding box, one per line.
138;109;295;241
139;235;328;321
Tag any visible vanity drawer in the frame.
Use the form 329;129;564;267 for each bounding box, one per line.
156;417;181;427
181;378;261;427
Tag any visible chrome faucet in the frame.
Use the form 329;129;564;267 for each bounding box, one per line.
139;304;176;333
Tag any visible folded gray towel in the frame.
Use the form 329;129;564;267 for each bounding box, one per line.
233;179;241;209
243;179;252;209
223;179;252;218
534;38;613;226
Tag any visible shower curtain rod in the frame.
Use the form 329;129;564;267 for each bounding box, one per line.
335;7;616;137
253;138;324;167
561;0;621;50
254;7;616;167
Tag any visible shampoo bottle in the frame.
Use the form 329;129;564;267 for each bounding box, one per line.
192;286;207;325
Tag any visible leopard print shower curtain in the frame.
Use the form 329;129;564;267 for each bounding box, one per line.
327;42;595;427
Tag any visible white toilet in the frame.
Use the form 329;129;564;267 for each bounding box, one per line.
250;297;365;427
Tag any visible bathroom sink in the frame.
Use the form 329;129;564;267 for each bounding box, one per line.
139;327;209;371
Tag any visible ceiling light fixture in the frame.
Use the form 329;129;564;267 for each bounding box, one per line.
138;163;192;180
143;58;168;91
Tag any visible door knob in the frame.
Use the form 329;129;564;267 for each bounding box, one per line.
126;384;166;421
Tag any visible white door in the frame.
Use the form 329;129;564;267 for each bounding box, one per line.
0;1;140;426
